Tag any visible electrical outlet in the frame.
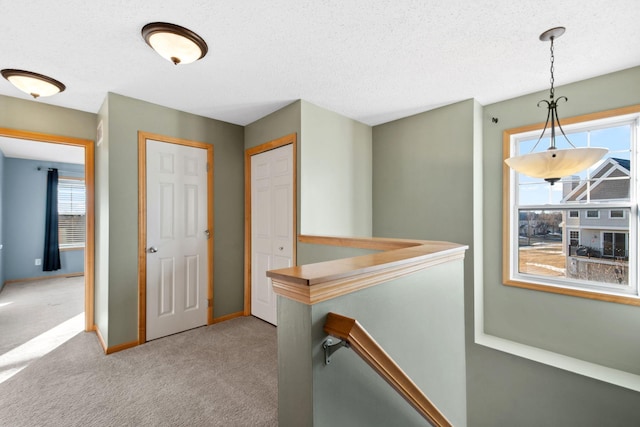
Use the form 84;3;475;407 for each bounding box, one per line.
35;258;41;266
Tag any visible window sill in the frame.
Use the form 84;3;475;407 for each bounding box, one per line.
474;331;640;392
60;246;85;252
503;278;640;307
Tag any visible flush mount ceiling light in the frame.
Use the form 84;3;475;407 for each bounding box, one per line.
504;27;607;185
1;69;66;99
142;22;208;65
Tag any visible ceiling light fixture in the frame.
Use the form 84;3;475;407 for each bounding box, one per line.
141;22;208;65
1;69;66;99
504;27;607;185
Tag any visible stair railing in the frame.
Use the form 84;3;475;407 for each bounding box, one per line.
323;312;454;427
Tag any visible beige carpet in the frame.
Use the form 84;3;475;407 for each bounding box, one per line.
0;278;277;426
0;276;84;356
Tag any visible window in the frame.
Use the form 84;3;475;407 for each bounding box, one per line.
603;232;628;259
58;177;86;249
586;210;600;219
569;230;580;246
610;209;625;218
503;106;639;303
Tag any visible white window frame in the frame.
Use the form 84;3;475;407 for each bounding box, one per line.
58;176;86;250
610;209;626;219
569;230;580;242
585;210;600;219
503;107;640;304
569;210;579;218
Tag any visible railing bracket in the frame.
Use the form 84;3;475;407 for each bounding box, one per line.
323;338;349;365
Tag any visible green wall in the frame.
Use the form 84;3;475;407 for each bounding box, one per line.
101;93;244;346
245;100;373;240
244;100;302;151
4;64;640;425
474;66;640;426
300;101;372;237
372;98;476;423
278;257;467;426
95;97;109;338
0;94;97;139
372;99;476;246
245;100;302;239
371;68;640;426
296;242;378;265
0;94;96;299
0;150;4;288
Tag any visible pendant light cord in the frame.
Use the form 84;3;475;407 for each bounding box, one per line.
529;34;574;153
549;37;556;100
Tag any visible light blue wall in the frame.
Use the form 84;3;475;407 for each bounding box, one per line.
2;158;84;282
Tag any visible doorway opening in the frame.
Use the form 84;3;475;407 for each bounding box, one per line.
0;127;95;332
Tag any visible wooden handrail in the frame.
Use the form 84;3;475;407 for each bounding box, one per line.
324;312;453;427
269;235;468;305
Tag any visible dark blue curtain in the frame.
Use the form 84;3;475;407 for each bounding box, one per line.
43;168;61;271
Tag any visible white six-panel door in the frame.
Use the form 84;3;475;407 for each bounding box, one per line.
251;144;293;325
146;139;209;340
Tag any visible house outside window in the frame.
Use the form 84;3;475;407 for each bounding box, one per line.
58;177;86;249
503;106;639;303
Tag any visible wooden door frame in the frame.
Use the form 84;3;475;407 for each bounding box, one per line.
137;131;214;344
0;127;95;332
244;133;297;316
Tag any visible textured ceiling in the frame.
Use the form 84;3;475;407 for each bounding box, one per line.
1;0;639;127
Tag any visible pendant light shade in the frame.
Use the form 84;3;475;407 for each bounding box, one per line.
504;27;607;184
504;147;608;183
1;69;66;98
142;22;208;65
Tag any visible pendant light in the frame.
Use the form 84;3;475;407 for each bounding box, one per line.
1;69;66;98
504;27;607;184
142;22;208;65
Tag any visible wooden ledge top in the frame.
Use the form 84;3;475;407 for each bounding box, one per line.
268;235;468;304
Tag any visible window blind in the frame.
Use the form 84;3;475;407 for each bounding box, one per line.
58;177;86;248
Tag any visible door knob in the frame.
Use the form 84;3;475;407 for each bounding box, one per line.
148;246;158;253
